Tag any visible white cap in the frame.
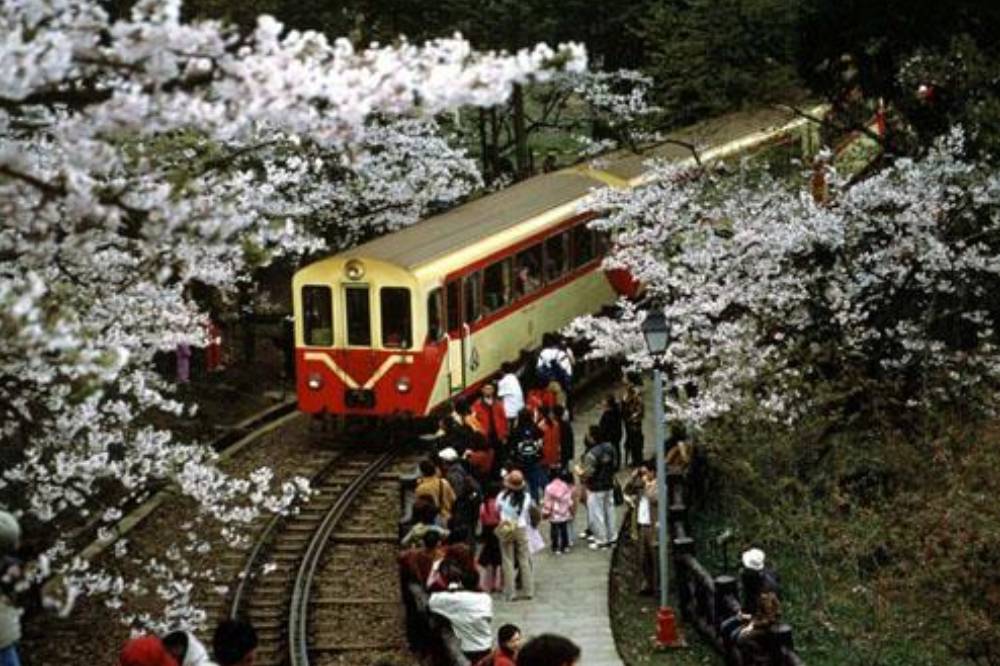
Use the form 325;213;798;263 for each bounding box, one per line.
741;548;765;571
438;447;459;462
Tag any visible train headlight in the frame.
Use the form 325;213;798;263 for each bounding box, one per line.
395;376;412;394
307;373;323;390
345;259;366;281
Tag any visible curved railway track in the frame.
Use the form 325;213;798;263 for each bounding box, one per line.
230;448;413;666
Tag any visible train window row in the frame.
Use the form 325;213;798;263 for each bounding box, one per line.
429;223;607;340
302;221;604;349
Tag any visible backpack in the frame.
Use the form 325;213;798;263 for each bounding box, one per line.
516;438;541;464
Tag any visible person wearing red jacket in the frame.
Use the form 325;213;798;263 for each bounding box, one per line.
473;624;521;666
472;383;508;446
537;405;561;469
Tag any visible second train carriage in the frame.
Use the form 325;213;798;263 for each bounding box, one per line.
293;105;826;419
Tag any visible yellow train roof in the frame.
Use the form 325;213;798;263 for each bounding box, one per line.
330;103;822;275
339;171;605;272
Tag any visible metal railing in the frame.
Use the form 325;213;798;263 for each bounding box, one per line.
621;466;806;666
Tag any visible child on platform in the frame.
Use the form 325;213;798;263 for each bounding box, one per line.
542;467;575;554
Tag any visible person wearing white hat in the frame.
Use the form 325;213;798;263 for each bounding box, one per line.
497;470;535;601
740;547;780;616
0;510;23;666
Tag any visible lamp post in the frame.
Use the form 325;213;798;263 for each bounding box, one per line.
641;308;683;648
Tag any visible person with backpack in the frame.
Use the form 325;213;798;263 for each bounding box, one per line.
442;449;481;543
536;333;572;395
509;409;544;500
577;425;618;549
477;483;504;593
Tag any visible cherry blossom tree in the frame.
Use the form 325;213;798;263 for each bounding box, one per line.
572;128;1000;429
0;0;585;625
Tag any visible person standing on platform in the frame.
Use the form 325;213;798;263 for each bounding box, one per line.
497;363;524;434
510;410;544;501
536;334;572;397
416;459;457;524
625;462;657;595
477;483;504;593
496;470;535;601
554;404;574;469
598;395;623;471
536;405;561;471
542;468;575;554
441;448;481;541
621;375;645;468
473;383;508;445
577;425;618;549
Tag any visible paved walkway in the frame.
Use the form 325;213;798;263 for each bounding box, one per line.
491;511;622;664
491;379;658;665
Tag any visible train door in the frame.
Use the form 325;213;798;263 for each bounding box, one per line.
445;280;464;393
462;271;482;385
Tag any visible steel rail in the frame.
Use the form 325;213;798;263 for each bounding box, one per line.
227;452;345;620
288;450;397;666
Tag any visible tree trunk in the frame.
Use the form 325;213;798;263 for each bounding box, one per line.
512;84;529;179
478;108;490;179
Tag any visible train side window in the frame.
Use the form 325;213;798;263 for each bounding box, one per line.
446;281;461;333
380;287;411;349
345;286;372;346
513;244;543;297
463;272;482;323
570;224;596;268
483;259;511;313
544;232;570;281
427;288;445;341
302;285;333;346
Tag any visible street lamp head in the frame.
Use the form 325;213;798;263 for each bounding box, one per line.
642;308;670;355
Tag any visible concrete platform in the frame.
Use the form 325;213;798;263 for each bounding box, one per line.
490;373;662;665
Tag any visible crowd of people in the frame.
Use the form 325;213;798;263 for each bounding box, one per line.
397;335;667;665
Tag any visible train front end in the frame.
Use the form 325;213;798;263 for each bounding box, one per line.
293;256;442;418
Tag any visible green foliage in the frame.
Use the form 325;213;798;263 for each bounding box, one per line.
697;384;1000;664
798;0;1000;158
639;0;802;126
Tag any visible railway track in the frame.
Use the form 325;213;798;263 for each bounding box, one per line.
229;448;414;666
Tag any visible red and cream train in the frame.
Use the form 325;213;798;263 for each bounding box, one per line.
292;107;822;419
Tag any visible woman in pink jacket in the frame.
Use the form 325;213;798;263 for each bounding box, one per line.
542;468;576;554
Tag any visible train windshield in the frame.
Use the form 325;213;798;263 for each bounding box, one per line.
380;287;411;349
302;285;333;346
345;286;371;346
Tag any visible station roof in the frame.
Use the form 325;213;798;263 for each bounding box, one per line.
340;171;606;271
